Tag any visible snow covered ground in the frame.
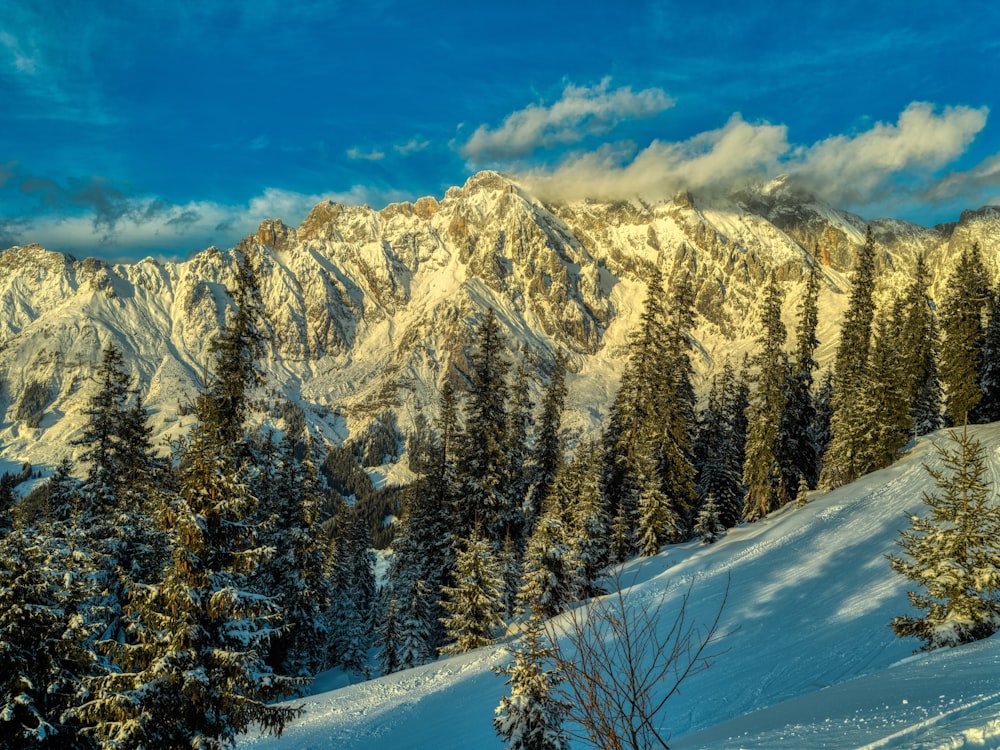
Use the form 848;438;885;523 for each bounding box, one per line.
238;424;1000;749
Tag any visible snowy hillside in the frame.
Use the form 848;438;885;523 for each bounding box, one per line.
2;173;1000;472
237;424;1000;749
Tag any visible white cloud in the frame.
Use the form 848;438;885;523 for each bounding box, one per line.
790;102;989;205
516;101;992;211
521;114;788;202
460;78;674;162
9;184;413;260
394;138;431;156
922;152;1000;204
346;147;386;161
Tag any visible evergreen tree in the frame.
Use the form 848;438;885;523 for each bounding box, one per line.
938;242;990;426
259;436;333;678
897;254;942;435
888;425;1000;649
376;595;402;676
564;441;609;599
518;490;574;621
822;227;879;487
0;528;95;749
659;271;699;532
976;287;1000;423
79;399;301;748
636;441;671;557
329;506;376;678
528;352;567;534
78;263;300;747
395;579;436;670
742;272;789;521
856;305;911;474
694;493;723;544
494;617;569;750
811;370;834;472
505;363;535;542
201;249;266;449
457;309;513;542
779;250;821;490
439;529;506;654
694;363;746;529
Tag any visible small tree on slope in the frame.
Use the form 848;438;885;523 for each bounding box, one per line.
494;617;569;750
888;425;1000;650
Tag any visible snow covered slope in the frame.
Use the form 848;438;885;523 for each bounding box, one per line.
237;424;1000;749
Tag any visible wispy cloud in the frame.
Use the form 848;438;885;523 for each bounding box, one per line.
2;179;413;259
521;114;788;201
346;147;387;162
789;102;988;206
461;78;674;163
517;101;993;213
393;138;431;156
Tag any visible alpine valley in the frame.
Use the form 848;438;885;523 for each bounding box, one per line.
2;170;999;472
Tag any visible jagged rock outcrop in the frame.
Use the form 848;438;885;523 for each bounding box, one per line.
0;171;997;470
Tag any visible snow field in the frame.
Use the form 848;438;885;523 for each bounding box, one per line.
246;424;1000;749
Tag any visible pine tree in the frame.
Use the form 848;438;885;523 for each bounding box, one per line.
376;595;402;676
329;506;376;678
518;476;575;620
505;363;535;543
779;250;821;490
821;227;879;488
457;309;513;542
636;441;670;557
856;305;911;474
494;617;568;750
439;529;506;654
0;528;95;749
78;261;300;747
564;442;609;599
259;436;333;678
742;272;789;521
200;248;265;450
694;493;723;544
976;288;1000;423
694;363;746;529
888;425;1000;649
938;242;990;426
528;352;567;534
897;254;942;435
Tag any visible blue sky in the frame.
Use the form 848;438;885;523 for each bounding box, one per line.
1;0;998;260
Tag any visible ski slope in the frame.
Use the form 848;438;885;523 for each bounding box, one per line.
238;424;1000;749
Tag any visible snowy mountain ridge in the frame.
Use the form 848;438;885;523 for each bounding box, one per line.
2;171;1000;470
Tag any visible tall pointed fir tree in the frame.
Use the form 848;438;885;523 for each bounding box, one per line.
821;227;879;487
493;615;569;750
938;242;990;427
977;289;1000;424
742;271;789;521
439;528;506;655
386;382;461;665
600;267;669;559
888;425;1000;649
896;254;942;435
659;271;699;532
256;434;333;678
329;505;376;678
855;304;912;474
564;440;609;599
78;250;302;749
527;351;568;536
694;363;746;529
457;309;514;543
779;248;822;491
0;503;95;748
505;363;535;544
518;473;575;621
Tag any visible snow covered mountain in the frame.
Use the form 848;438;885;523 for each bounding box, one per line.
235;423;1000;749
1;171;999;469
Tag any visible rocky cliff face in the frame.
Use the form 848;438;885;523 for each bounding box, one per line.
0;171;997;470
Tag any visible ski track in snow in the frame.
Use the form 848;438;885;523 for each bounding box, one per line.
238;426;1000;750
